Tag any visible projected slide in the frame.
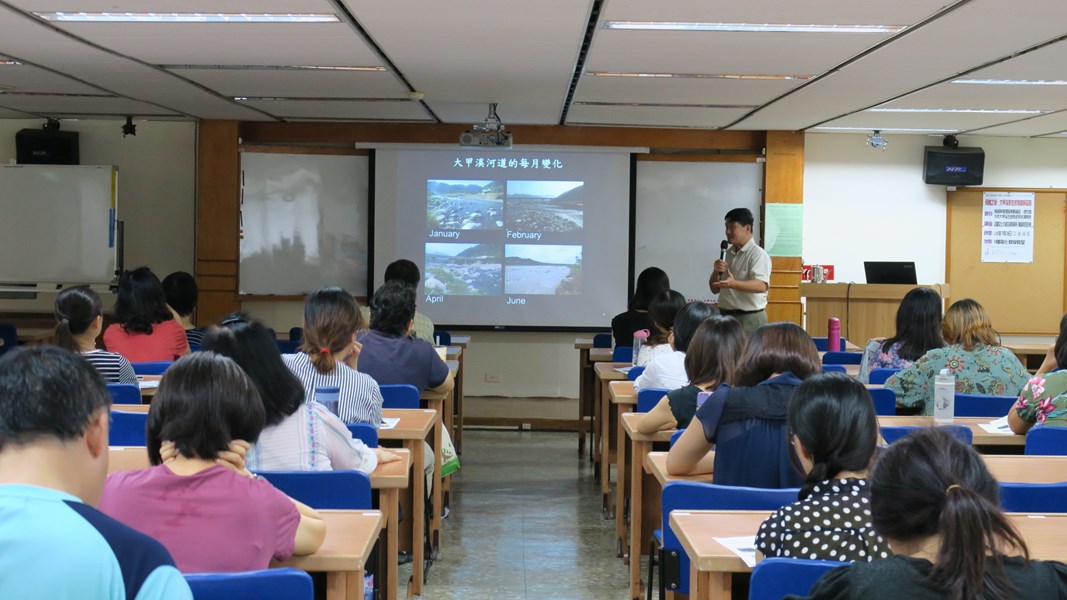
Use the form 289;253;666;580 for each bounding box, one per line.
504;245;581;295
505;181;584;232
427;180;504;230
424;243;502;296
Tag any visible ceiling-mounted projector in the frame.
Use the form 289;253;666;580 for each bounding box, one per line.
460;103;512;148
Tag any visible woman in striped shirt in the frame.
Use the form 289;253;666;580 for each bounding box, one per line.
54;286;137;384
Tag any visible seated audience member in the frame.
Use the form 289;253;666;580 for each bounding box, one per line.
636;316;744;433
859;287;945;382
755;373;889;562
1009;318;1067;434
611;266;669;347
104;267;189;362
100;352;326;572
887;298;1029;415
358;280;454;394
635;300;716;391
0;346;191;599
201;314;390;472
361;259;435;343
635;289;686;367
161;271;205;347
1035;312;1067;376
54;285;137;384
667;322;822;488
283;287;383;427
796;427;1067;599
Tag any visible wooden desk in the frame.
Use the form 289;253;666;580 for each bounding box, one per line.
16;326;54;344
646;452;714;487
444;344;466;454
420;388;451;558
575;337;598;458
1006;342;1053;372
672;510;1067;600
138;375;161;399
984;455;1067;483
619;413;673;600
595;361;629;515
878;415;1024;448
610;383;639;523
274;510;383;600
801;283;949;350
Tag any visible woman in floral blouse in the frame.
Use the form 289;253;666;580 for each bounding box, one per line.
1009;314;1067;434
886;298;1029;415
858;287;945;382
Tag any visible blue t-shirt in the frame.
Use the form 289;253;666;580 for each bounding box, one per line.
0;485;192;600
356;329;450;392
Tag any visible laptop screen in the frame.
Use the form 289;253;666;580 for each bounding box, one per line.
864;262;918;285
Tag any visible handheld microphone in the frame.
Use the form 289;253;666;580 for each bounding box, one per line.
718;240;728;281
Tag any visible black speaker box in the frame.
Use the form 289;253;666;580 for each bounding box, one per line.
16;129;80;165
923;146;984;186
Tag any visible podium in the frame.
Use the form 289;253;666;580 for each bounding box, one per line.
800;283;949;348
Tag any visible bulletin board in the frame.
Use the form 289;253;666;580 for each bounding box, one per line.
946;189;1066;334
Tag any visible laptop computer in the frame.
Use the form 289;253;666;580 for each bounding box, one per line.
864;261;918;285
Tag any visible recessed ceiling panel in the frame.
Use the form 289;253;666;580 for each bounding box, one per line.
169;69;408;99
566;104;747;128
0;105;38;117
601;0;951;25
240;99;430;120
879;83;1067;112
574;75;801;106
0;94;171;115
967;112;1067;137
820;111;1016;132
0;63;104;94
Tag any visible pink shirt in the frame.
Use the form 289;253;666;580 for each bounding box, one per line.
103;320;188;363
100;464;300;573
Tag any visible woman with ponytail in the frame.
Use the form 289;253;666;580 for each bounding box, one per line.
54;286;137;384
755;373;888;562
796;427;1067;600
281;287;383;427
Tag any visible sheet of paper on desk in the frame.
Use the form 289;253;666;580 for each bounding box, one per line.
978;416;1013;435
614;366;633;375
138;380;160;389
380;417;400;430
714;535;758;568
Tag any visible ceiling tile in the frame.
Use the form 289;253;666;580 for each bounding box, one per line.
574;75;800;106
239;99;431;120
566;104;747;128
169;68;409;99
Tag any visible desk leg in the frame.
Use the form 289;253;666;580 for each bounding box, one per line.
627;439;646;599
615;414;629;553
382;488;399;600
443;392;454;510
593;370;603;477
578;349;590;457
326;571;355;600
407;439;426;597
454;354;464;454
432;400;444;558
600;380;613;519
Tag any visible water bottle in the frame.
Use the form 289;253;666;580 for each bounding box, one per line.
632;329;650;366
934;369;955;423
828;318;841;352
696;390;712;410
314;386;341;416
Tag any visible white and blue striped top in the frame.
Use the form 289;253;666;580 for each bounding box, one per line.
81;349;138;384
281;352;383;427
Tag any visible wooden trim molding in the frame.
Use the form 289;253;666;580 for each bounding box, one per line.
195;120;241;326
763;132;805;325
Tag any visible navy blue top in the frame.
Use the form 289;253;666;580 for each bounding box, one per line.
695;372;806;489
356;329;450;392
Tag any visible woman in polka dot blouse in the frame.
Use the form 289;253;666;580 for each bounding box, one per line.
755;373;890;562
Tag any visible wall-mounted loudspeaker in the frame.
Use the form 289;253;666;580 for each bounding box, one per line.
923;146;984;186
16;129;80;165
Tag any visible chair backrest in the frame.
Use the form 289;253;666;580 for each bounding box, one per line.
868;368;901;385
188;343;201;352
881;424;973;445
185;568;314;600
275;340;300;354
380;384;421;409
347;422;379;447
821;351;862;365
110;411;148;446
662;482;799;594
612;346;633;363
288;327;303;342
592;333;612;348
636;388;670;413
627;365;646;381
107;383;142;405
812;337;847;352
749;558;847;600
131;361;172;375
0;323;17;357
432;330;452;346
1000;482;1067;513
669;429;685;447
1026;426;1067;456
821;364;847;374
867;388;897;416
954;393;1019;418
255;470;372;509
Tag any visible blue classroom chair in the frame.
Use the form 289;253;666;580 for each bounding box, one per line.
255;470;372;510
110;411;148;446
432;330;452;346
822;351;862;365
812;337;847;352
276;340;300;354
185;568;313;600
347;422;379;447
750;557;847;600
613;346;633;363
669;429;685;447
881;424;972;445
868;368;901;385
131;361;172;375
651;482;799;600
821;365;847;374
1026;426;1067;455
288;327;303;342
627;366;646;381
867;388;897;416
592;333;612;348
954;393;1018;418
0;323;18;357
636;388;670;413
1000;482;1067;513
107;383;142;405
380;384;420;409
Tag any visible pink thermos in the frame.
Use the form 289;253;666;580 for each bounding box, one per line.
828;318;841;352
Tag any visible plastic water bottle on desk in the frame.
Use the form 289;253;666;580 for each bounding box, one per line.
632;329;649;366
828;318;841;352
934;369;956;423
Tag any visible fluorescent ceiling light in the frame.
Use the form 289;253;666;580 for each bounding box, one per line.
234;96;408;102
161;64;385;72
953;79;1067;86
574;101;755;109
34;12;339;23
869;107;1045;114
0;59;21;65
812;126;950;132
586;71;811;80
603;21;906;33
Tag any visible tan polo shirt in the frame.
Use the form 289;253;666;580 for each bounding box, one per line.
718;237;771;311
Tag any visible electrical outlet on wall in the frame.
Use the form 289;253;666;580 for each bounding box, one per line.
485;373;501;383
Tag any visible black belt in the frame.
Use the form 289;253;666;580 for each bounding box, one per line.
720;308;765;316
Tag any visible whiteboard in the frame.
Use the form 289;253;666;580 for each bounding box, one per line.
0;164;117;285
239;152;369;296
635;161;763;302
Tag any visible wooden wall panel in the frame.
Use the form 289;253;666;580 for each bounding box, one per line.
763;126;805;326
195;120;240;325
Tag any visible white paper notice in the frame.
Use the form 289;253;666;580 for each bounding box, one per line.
138;380;160;389
981;191;1034;263
379;417;400;430
614;366;633;375
714;535;758;567
978;415;1013;435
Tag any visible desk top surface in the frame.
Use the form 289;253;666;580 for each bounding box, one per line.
595;362;631;380
449;335;470;347
878;415;1023;446
273;509;383;572
378;408;437;440
621;413;674;443
645;451;713;486
610;381;637;404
